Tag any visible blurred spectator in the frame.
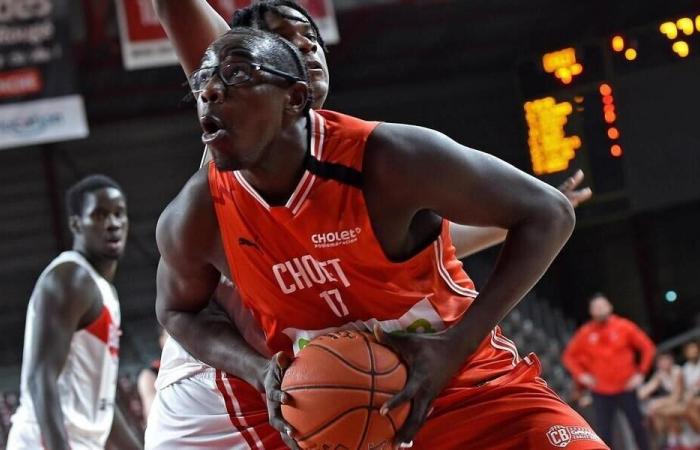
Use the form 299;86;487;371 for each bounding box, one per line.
563;293;655;450
638;352;684;448
683;342;700;433
137;327;168;424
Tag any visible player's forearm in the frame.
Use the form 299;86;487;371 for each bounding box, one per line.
152;0;228;76
158;305;268;391
108;405;143;450
447;194;575;356
29;375;70;450
449;223;507;259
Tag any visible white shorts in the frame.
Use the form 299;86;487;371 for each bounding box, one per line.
145;370;286;450
7;419;104;450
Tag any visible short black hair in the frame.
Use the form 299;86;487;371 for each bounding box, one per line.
588;292;608;304
65;174;123;217
213;27;312;112
230;0;328;53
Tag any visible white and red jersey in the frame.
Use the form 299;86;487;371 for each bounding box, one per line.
9;251;121;449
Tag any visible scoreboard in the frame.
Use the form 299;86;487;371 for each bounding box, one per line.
517;12;700;212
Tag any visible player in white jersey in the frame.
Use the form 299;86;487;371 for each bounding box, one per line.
7;175;142;450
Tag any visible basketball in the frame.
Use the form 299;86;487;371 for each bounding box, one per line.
281;330;410;450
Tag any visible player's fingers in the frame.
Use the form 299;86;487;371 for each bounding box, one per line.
280;430;300;450
559;169;584;191
373;324;389;345
373;324;406;356
394;396;431;448
275;351;292;370
573;187;593;202
268;414;295;436
381;378;420;414
267;388;289;405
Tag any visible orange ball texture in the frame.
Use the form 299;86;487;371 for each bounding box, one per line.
281;330;410;450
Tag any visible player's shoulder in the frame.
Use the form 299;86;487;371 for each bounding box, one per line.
363;122;452;197
315;109;378;142
610;314;635;328
577;320;597;335
156;165;216;261
36;258;100;309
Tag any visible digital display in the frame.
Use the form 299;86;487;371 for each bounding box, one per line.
524;97;581;176
517;10;700;204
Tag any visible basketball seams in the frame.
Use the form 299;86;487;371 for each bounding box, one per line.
284;385;402;396
357;332;375;450
283;332;407;449
386;412;398;435
304;343;403;375
373;360;402;375
305;343;373;374
296;405;370;442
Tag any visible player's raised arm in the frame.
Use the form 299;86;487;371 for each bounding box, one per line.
365;123;576;446
27;264;100;450
155;168;268;390
151;0;230;76
449;169;591;259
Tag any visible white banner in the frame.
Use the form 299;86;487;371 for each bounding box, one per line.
115;0;339;71
0;95;89;150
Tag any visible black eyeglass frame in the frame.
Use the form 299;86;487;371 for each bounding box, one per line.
190;61;303;94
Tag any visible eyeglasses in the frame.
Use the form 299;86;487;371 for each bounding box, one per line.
189;61;302;94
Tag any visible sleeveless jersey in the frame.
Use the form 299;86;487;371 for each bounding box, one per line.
10;251;121;448
208;109;480;355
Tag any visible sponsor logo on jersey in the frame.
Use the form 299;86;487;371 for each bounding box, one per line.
546;425;602;447
311;227;361;248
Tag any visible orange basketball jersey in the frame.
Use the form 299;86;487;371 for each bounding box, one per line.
208;110;518;385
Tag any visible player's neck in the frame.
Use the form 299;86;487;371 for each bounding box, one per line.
241;116;308;205
73;246;118;282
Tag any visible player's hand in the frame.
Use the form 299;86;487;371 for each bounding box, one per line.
558;169;592;208
373;325;467;449
262;352;300;450
625;372;644;391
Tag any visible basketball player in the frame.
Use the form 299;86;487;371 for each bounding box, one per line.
147;8;593;435
7;175;142;450
151;27;606;449
152;0;593;258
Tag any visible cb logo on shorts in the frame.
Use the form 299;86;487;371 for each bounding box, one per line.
547;425;571;448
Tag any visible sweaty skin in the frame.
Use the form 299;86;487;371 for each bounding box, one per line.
156;31;575;449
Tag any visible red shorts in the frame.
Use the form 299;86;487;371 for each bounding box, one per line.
413;354;608;450
147;332;606;449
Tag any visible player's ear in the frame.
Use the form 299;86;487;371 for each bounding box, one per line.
68;215;82;235
285;81;309;115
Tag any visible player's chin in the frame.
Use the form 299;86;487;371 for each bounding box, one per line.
310;79;329;108
210;146;249;172
102;249;123;261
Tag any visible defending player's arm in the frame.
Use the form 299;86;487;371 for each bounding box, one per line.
155;169;300;449
155;169;269;390
108;404;143;449
365;124;576;446
151;0;229;76
450;169;591;259
27;264;100;450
